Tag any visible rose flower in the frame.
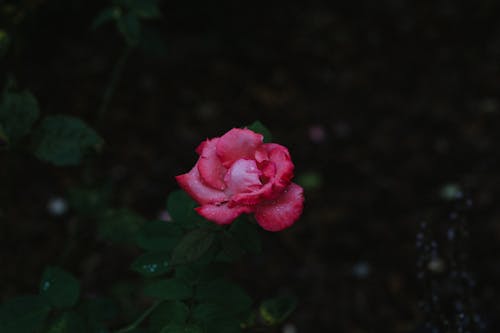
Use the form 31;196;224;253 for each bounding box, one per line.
176;128;304;231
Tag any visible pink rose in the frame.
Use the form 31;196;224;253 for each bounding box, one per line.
176;128;304;231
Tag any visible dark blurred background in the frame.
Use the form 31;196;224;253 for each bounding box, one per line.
2;0;500;332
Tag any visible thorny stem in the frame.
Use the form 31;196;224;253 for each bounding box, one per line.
114;300;162;333
98;45;133;123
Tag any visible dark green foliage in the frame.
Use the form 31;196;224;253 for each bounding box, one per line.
217;232;246;262
40;267;80;309
78;297;117;331
174;263;226;287
0;0;286;323
33;115;103;166
91;7;120;30
136;220;183;252
159;324;203;333
0;89;39;143
117;0;162;19
0;295;51;333
171;229;216;265
93;0;161;46
0;108;283;332
195;279;252;318
117;12;141;45
67;186;111;218
216;218;261;262
143;278;192;300
191;303;242;333
247;121;272;143
167;190;205;229
98;208;144;244
229;218;262;254
259;295;297;325
131;251;171;277
45;311;86;333
149;301;189;331
0;84;103;166
198;318;242;333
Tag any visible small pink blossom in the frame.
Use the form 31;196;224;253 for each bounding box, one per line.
308;124;326;143
158;210;172;222
176;128;304;231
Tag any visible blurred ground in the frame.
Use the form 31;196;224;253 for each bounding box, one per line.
2;0;500;332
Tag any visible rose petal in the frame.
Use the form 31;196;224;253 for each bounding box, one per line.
175;165;227;205
216;128;263;167
254;183;304;232
260;161;276;180
224;159;262;197
266;144;294;190
234;144;294;204
196;204;254;225
197;138;227;190
254;146;269;163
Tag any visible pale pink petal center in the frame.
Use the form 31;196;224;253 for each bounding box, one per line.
224;159;262;197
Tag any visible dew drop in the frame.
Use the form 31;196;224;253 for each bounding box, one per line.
41;281;51;291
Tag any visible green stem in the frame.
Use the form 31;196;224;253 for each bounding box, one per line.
114;300;162;333
98;45;132;123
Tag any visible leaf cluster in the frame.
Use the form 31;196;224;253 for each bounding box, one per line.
0;84;103;166
0;112;297;332
92;0;162;47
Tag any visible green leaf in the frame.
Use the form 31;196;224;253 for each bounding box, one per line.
98;209;144;244
195;279;252;317
129;0;162;19
78;297;117;325
0;90;39;142
160;324;203;333
247;121;272;143
175;263;227;286
109;282;141;321
46;311;85;333
0;295;51;333
167;190;205;229
229;218;261;254
136;220;183;252
40;267;80;309
116;12;141;46
296;171;323;191
126;329;149;333
203;318;242;333
131;251;170;277
216;233;245;263
171;229;215;265
144;278;192;300
149;301;189;332
67;186;111;218
88;327;110;333
191;303;227;322
259;295;297;325
91;7;121;30
192;302;243;332
33;115;103;166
